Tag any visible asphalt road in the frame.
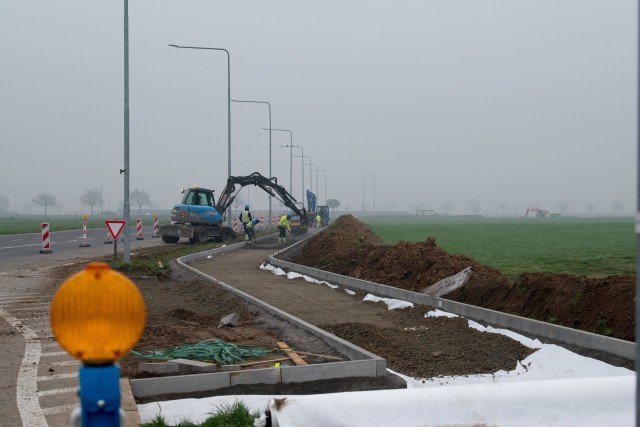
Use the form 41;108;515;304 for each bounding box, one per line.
0;226;166;271
0;227;167;426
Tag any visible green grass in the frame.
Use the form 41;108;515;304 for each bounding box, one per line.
363;216;635;278
108;229;273;277
0;215;170;235
116;259;172;278
139;401;261;427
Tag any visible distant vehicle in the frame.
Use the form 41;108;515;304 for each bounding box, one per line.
317;205;330;226
524;208;550;218
159;173;308;244
305;190;330;227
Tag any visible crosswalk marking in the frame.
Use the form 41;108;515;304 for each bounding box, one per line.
37;372;79;382
37;386;79;397
41;351;67;357
41;403;79;416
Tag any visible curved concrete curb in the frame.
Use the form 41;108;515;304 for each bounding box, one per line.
269;238;635;361
129;236;386;399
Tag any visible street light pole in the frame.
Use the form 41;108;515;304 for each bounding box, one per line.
232;99;271;221
294;155;312;209
266;128;293;194
362;169;367;213
168;43;232;219
310;164;318;196
123;0;131;262
317;169;327;205
364;172;375;216
290;146;305;204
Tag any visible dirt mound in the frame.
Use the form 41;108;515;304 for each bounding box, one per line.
297;215;635;341
448;272;636;341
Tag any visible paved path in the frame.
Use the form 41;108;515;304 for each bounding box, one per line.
189;236;394;329
0;255;151;426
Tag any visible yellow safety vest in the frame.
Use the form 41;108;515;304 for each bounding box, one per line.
241;210;251;224
278;215;291;230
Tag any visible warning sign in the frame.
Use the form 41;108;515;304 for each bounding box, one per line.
105;220;127;240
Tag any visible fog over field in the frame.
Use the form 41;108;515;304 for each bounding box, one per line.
0;1;635;216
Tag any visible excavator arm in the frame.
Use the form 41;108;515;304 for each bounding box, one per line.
215;172;308;224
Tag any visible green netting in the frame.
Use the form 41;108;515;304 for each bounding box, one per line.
131;339;272;365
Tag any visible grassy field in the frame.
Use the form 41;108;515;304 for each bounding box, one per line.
0;215;171;235
362;216;635;278
3;214;634;278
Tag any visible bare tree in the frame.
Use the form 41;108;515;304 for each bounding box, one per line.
79;189;104;215
0;194;10;213
585;203;596;215
130;189;151;216
441;201;455;215
326;199;341;209
612;200;624;216
467;198;481;215
32;193;57;216
557;201;569;214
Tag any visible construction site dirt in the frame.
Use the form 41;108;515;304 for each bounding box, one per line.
296;215;635;342
43;216;634;401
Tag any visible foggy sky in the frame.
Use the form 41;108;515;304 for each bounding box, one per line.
1;1;636;216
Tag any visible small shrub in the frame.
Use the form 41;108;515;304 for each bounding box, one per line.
203;401;260;426
596;318;613;336
571;292;583;303
116;259;170;279
138;401;260;427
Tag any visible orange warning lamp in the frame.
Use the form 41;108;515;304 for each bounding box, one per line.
50;263;146;365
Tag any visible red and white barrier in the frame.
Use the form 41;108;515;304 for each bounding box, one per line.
136;218;144;240
233;218;238;233
259;214;264;227
104;230;113;244
272;216;276;227
39;222;52;254
79;220;91;247
152;215;160;238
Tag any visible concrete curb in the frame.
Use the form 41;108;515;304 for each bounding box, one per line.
269;239;635;361
129;234;386;400
120;378;141;426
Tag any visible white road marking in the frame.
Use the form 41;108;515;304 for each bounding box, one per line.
40;351;68;357
37;386;79;397
41;403;79;416
0;243;43;250
37;372;78;382
42;262;78;270
41;342;62;350
9;306;51;311
0;296;45;302
45;360;79;367
0;307;47;426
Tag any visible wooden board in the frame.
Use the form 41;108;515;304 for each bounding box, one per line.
276;341;308;365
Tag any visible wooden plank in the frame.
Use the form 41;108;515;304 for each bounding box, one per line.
276;341;308;365
239;356;291;367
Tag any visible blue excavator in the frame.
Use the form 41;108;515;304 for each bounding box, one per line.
159;172;308;244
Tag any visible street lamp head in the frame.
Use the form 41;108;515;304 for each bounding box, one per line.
168;44;180;48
